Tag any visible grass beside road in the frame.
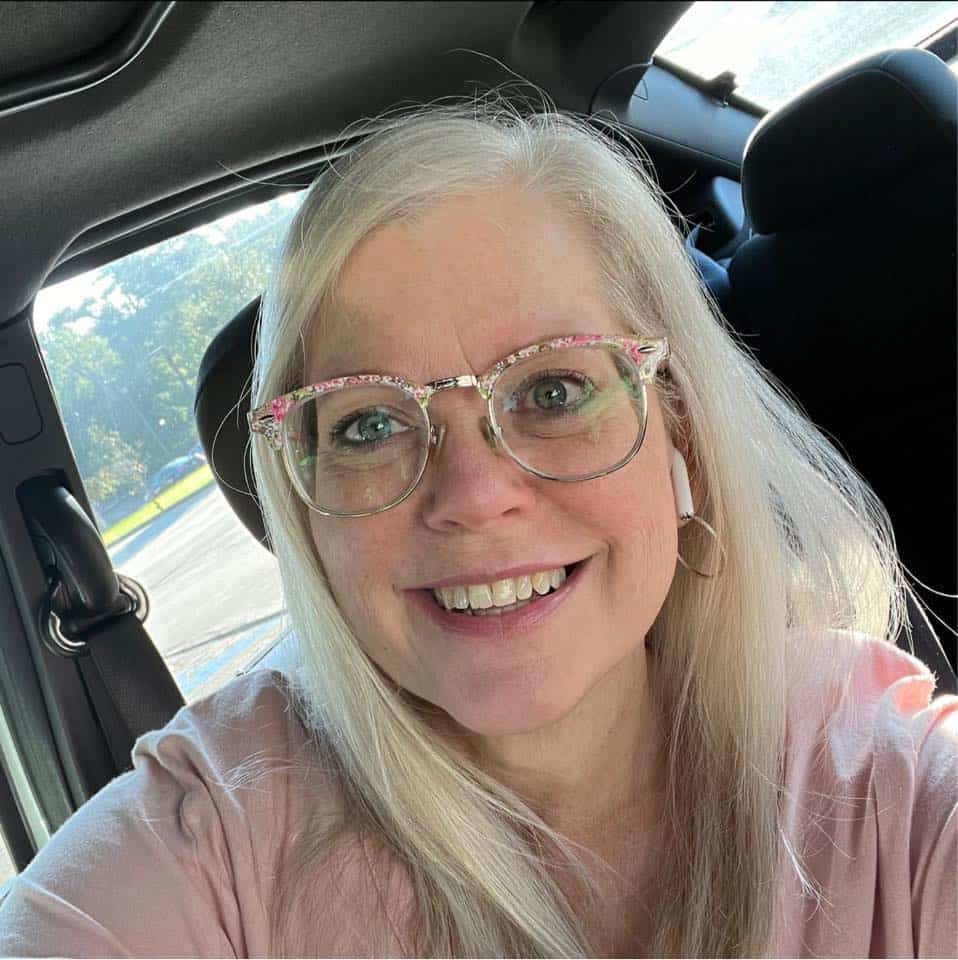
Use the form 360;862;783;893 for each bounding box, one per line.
102;464;216;547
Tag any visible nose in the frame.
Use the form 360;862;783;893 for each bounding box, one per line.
418;406;537;532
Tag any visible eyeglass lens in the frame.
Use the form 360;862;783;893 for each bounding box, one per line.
282;344;647;514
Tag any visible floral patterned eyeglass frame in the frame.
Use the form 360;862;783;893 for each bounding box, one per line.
247;333;671;517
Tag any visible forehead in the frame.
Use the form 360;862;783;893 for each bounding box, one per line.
307;188;629;381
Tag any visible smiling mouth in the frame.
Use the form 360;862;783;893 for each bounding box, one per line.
425;561;583;616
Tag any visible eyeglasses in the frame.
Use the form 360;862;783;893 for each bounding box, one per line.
248;333;670;517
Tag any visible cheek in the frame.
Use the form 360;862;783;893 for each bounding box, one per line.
309;514;399;622
587;455;674;538
309;517;415;685
582;459;678;592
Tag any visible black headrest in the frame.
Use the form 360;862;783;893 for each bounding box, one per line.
193;297;270;551
742;47;957;235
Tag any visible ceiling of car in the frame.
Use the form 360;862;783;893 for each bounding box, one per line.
0;2;140;79
0;0;692;325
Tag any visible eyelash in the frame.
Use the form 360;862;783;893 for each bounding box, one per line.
322;367;593;439
507;368;593;413
328;408;411;447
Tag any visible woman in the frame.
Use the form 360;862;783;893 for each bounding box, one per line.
0;101;954;959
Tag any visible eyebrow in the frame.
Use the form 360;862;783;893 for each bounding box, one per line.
307;298;604;384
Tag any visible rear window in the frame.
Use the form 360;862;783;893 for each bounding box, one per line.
657;1;957;109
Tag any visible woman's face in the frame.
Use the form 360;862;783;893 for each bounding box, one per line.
307;187;681;738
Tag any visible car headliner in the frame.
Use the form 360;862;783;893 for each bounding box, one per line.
0;0;692;325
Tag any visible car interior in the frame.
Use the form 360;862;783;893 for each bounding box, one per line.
0;0;955;892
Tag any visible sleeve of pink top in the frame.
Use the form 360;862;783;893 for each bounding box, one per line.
909;686;958;959
0;744;236;957
0;670;297;959
839;641;958;959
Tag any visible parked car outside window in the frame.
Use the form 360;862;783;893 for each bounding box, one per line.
146;452;206;500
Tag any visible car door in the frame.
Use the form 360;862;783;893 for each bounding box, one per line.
0;192;306;889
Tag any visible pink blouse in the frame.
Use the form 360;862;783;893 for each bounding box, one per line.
0;631;955;957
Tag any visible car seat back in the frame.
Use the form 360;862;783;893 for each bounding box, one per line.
726;48;957;642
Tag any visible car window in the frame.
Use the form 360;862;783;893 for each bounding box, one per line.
33;192;305;707
657;1;957;109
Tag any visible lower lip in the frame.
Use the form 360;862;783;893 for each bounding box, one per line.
408;559;591;639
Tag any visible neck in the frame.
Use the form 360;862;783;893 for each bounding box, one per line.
463;644;666;843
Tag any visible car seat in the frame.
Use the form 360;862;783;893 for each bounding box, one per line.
723;48;957;645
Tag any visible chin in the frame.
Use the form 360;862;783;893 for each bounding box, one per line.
440;675;584;738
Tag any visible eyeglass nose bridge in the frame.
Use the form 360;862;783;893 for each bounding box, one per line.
425;372;502;462
428;416;502;462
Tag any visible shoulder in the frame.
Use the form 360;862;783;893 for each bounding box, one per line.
0;669;351;957
784;629;955;781
0;668;325;957
133;666;310;779
775;629;957;957
171;671;413;957
783;628;956;817
831;632;956;852
131;666;346;857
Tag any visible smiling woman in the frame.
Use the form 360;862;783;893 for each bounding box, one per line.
0;96;954;959
242;98;954;957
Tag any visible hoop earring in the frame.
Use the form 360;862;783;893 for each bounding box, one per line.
671;446;727;579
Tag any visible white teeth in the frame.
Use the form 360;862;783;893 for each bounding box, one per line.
436;587;456;610
532;572;552;595
431;565;573;612
471;598;533;616
467;584;494;609
491;579;518;607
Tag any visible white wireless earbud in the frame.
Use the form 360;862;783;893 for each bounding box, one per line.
670;445;695;521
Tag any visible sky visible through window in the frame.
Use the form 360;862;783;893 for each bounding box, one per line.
657;1;957;109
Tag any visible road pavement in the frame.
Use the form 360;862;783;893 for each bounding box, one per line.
107;483;290;703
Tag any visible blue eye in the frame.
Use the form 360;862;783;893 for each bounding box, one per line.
532;378;569;409
330;407;413;446
348;410;393;442
506;371;595;414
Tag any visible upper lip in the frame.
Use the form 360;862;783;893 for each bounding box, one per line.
412;558;588;591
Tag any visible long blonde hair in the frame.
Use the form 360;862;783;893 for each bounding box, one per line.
248;94;917;956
